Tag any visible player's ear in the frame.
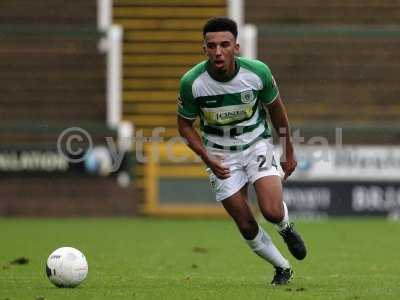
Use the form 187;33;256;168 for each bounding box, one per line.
202;44;207;55
234;42;240;55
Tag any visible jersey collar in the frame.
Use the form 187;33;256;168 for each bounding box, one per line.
206;57;240;83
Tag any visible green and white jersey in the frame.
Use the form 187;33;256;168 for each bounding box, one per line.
178;56;279;151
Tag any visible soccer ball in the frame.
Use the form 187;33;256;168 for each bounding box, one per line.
46;247;88;288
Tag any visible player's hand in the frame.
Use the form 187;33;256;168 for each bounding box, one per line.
280;153;297;181
205;155;230;179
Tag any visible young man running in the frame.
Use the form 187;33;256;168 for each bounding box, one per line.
177;17;306;285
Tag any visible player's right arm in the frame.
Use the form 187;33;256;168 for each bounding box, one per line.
177;115;230;179
177;76;230;179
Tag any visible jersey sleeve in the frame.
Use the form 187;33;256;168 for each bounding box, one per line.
177;76;199;119
258;64;279;105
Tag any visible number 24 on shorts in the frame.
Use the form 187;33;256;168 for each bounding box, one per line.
257;155;278;171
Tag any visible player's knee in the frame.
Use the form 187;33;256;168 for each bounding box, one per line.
237;219;258;240
262;207;284;224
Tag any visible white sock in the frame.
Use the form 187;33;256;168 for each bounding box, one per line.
275;201;290;232
245;225;290;269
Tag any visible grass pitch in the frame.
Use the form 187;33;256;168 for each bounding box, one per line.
0;218;399;300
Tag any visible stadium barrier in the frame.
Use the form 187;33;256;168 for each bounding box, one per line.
141;142;400;219
142;143;227;217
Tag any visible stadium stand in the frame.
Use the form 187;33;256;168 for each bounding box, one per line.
0;0;97;26
0;0;137;216
0;0;106;143
110;1;400;217
114;0;227;139
113;0;400;145
0;28;105;125
244;0;400;144
244;0;400;25
113;0;227;214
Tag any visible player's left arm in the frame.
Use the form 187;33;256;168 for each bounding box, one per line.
265;96;297;181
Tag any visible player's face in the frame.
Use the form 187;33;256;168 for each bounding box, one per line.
203;31;239;76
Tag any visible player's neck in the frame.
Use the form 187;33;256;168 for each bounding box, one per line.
207;58;238;82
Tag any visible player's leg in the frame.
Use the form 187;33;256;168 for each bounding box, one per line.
221;183;257;239
245;139;307;261
207;147;293;284
220;184;291;275
252;175;285;225
253;175;307;260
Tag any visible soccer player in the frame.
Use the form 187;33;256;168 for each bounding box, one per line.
177;17;306;285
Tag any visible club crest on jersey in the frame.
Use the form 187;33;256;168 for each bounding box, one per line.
240;90;254;104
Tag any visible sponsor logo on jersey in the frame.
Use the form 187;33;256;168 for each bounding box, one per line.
204;107;253;125
215;110;248;121
240;90;254;104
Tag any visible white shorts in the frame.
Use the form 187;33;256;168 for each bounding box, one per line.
206;138;280;202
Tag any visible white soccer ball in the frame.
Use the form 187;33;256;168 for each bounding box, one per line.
46;247;88;288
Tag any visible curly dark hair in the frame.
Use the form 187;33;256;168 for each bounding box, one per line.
203;17;238;39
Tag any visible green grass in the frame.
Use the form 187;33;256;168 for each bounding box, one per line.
0;218;399;300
